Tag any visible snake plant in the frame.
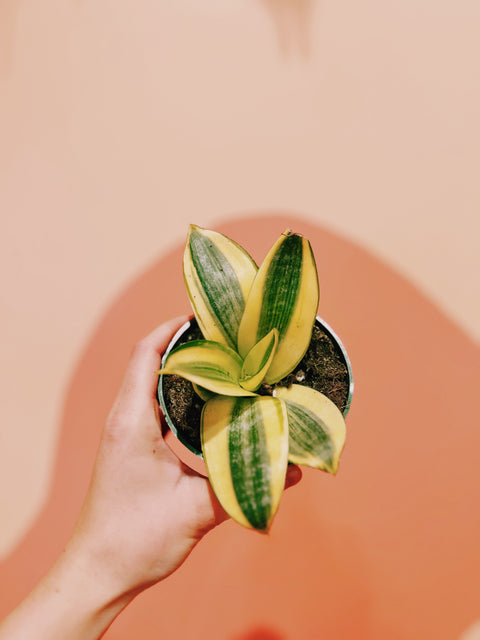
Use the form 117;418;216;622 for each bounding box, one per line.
159;225;347;532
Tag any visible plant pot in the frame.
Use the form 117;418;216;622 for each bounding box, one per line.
157;316;354;459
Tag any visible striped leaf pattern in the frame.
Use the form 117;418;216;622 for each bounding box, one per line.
275;385;346;474
192;383;216;402
239;329;278;392
184;225;258;349
159;340;256;397
201;396;289;531
237;230;319;384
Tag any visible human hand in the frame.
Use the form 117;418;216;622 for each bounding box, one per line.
69;317;302;599
68;317;227;599
0;317;301;640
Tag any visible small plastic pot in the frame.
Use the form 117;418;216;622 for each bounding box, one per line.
157;316;354;459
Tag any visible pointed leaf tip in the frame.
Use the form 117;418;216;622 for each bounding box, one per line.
160;340;256;397
274;385;346;474
184;227;257;349
238;231;319;383
201;396;289;531
239;329;279;392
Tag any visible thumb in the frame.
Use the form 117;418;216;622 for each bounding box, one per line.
107;316;190;437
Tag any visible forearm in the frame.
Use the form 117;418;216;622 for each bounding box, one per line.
0;543;136;640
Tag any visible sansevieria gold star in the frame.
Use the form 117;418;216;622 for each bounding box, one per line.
158;225;351;532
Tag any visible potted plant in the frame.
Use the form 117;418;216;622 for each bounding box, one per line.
158;225;353;532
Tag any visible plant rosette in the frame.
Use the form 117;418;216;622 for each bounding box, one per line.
157;225;353;533
159;316;353;456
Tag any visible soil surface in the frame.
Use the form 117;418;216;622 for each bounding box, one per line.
160;319;351;454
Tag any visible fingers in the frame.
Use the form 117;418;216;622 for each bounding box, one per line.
108;316;190;434
130;316;191;401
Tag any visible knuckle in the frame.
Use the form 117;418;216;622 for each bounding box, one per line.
132;337;151;357
105;404;135;437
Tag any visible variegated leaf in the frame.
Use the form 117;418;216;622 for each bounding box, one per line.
192;383;216;402
237;230;319;384
201;395;289;531
159;341;256;397
239;329;278;392
184;225;258;349
274;384;346;474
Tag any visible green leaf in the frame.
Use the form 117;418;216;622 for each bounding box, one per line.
184;225;258;349
159;341;256;397
192;383;216;402
239;329;278;392
201;396;289;531
237;230;319;384
274;384;346;474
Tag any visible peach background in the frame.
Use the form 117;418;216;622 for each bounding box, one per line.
1;1;479;638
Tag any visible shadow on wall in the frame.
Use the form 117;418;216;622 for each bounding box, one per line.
1;213;479;639
0;0;319;78
232;627;285;640
460;620;480;640
0;0;20;76
257;0;317;56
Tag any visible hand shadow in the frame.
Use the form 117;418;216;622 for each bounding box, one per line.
257;0;317;57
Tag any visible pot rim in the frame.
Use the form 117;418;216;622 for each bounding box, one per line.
157;316;354;458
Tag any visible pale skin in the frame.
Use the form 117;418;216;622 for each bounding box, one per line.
0;317;302;640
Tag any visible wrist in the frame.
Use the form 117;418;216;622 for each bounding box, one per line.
43;541;137;639
56;534;141;622
0;538;138;640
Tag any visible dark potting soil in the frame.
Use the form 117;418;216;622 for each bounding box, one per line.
160;319;351;454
